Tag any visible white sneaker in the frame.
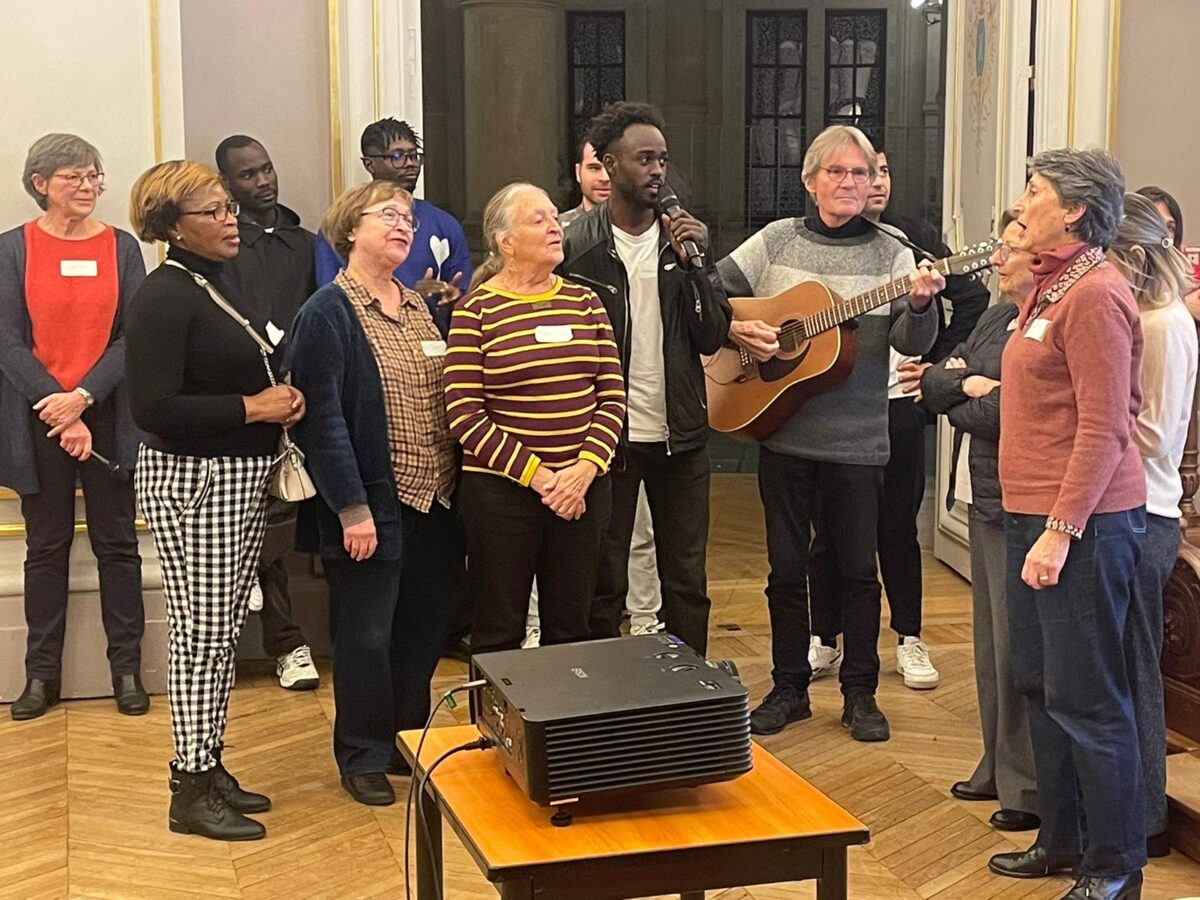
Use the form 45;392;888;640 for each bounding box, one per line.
808;636;843;679
629;619;665;636
896;636;939;689
247;581;264;612
521;626;541;649
277;645;320;691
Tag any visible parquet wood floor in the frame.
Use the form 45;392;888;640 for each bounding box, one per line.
3;475;1199;899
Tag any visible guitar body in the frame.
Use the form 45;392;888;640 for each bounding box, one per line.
704;282;858;441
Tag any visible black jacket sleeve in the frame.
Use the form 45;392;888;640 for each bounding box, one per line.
683;261;732;355
918;342;970;414
947;389;1001;442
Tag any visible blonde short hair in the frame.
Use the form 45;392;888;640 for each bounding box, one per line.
801;125;878;184
320;181;413;260
129;160;225;243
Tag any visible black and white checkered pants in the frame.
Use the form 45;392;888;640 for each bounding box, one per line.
135;446;273;773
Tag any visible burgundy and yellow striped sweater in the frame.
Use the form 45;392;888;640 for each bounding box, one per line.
443;277;626;485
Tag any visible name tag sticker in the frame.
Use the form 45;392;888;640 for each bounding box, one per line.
420;339;447;358
60;260;98;277
1025;319;1052;342
1006;319;1018;331
534;325;573;344
266;321;286;347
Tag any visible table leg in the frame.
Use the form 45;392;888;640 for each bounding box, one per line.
817;848;848;900
499;878;535;899
415;782;443;900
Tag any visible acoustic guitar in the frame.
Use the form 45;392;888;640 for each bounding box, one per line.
704;241;997;441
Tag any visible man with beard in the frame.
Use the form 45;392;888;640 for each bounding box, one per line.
314;118;471;334
215;134;320;692
560;102;731;656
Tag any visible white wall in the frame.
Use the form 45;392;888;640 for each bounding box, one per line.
1115;0;1200;237
180;0;332;229
0;1;185;269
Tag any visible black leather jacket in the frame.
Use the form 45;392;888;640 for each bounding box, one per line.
559;204;732;456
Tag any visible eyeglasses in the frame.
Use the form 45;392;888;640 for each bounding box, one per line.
360;207;419;231
180;201;240;222
363;150;424;168
55;171;105;190
818;165;872;185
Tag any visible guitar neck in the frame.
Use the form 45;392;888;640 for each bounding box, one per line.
801;259;948;338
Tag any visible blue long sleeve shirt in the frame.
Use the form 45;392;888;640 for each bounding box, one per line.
314;197;472;335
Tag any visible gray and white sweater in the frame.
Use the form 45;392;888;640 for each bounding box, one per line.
717;218;937;466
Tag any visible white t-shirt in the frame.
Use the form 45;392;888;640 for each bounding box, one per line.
613;223;669;442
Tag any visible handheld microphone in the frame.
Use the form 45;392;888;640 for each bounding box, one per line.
655;185;706;269
89;451;132;484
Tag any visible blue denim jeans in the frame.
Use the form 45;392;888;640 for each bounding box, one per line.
1005;507;1147;877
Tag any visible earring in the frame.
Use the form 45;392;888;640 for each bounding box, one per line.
174;234;184;241
1064;223;1072;233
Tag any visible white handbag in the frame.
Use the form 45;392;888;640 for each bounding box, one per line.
163;260;317;502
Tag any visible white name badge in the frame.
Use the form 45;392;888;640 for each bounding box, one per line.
266;321;286;347
421;339;447;358
534;325;573;344
1025;319;1052;342
60;260;98;277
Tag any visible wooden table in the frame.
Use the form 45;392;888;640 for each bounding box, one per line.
399;724;869;900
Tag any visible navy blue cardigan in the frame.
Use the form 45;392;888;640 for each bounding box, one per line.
0;224;147;494
288;282;402;561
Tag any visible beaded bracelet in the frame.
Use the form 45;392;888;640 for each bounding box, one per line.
1046;516;1083;540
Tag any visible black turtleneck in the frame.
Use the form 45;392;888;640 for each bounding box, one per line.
124;245;279;457
803;214;872;239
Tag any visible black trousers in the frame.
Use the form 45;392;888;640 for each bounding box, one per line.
324;501;463;776
256;498;307;658
591;444;711;655
810;398;925;642
21;402;143;679
758;447;884;695
461;472;610;655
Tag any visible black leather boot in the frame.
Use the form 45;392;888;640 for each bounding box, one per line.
11;678;60;720
112;674;150;716
211;753;271;814
167;765;266;841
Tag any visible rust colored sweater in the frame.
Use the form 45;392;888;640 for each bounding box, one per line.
999;243;1146;528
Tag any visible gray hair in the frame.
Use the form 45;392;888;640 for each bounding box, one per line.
22;133;103;210
801;125;877;183
1027;148;1125;249
470;182;549;290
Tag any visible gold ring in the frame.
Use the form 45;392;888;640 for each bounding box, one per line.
1038;574;1049;583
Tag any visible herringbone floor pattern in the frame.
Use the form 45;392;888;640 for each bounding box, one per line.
2;476;1198;898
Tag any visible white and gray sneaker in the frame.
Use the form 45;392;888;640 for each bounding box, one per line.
896;636;939;689
629;618;665;636
808;636;843;680
521;626;541;649
277;645;320;691
247;580;264;613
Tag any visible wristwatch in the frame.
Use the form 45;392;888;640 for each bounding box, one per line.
75;387;95;407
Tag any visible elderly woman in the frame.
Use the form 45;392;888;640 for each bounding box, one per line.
922;212;1039;834
1109;193;1198;858
445;183;625;655
126;160;303;842
289;181;463;807
985;150;1146;900
0;134;147;720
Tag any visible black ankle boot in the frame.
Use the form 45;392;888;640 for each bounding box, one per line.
211;753;271;814
167;765;266;841
112;674;150;716
11;678;60;721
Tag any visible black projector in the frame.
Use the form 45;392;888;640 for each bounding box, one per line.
470;634;752;806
